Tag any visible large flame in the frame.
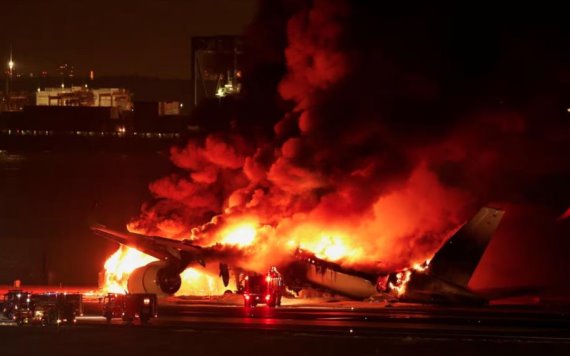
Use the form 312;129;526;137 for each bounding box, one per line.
297;234;362;262
102;221;367;295
103;246;236;296
219;222;258;247
176;268;234;296
103;246;157;293
102;223;257;295
102;221;440;304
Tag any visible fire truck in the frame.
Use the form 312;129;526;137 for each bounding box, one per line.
243;267;283;308
2;290;32;320
102;293;157;324
3;291;82;326
29;293;82;326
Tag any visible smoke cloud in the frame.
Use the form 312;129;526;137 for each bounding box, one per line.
129;1;570;283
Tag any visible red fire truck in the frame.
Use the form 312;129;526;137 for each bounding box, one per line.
243;267;283;308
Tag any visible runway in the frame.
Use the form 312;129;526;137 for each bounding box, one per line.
1;297;570;355
80;300;570;340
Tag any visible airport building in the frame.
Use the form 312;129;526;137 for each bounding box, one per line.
36;87;133;113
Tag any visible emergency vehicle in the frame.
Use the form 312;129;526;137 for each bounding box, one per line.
102;293;157;324
2;290;32;320
243;267;283;308
4;292;81;326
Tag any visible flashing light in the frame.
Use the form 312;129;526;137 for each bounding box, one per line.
265;295;271;301
8;60;14;70
143;298;150;305
245;276;249;281
265;276;271;283
244;294;250;300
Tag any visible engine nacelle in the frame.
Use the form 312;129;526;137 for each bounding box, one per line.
127;261;182;296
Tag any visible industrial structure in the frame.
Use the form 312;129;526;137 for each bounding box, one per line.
35;87;133;118
0;48;191;140
191;36;244;107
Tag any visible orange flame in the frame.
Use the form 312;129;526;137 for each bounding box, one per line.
102;222;259;295
177;267;234;296
285;224;364;263
102;246;157;293
219;222;258;247
300;234;358;261
103;246;235;296
387;259;431;297
412;259;431;272
389;270;412;297
102;217;432;297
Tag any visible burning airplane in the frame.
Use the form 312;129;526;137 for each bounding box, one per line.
92;206;506;304
93;0;569;303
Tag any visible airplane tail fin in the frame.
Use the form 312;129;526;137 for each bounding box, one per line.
428;207;504;288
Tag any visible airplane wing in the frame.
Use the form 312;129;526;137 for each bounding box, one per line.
91;225;205;264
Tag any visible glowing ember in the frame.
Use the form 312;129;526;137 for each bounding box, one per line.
412;259;431;272
387;259;431;297
389;270;412;297
103;246;157;293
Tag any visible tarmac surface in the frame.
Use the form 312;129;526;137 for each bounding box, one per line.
1;296;569;356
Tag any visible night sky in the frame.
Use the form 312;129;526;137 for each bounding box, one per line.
0;0;256;78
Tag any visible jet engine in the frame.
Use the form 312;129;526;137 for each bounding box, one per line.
127;261;182;295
